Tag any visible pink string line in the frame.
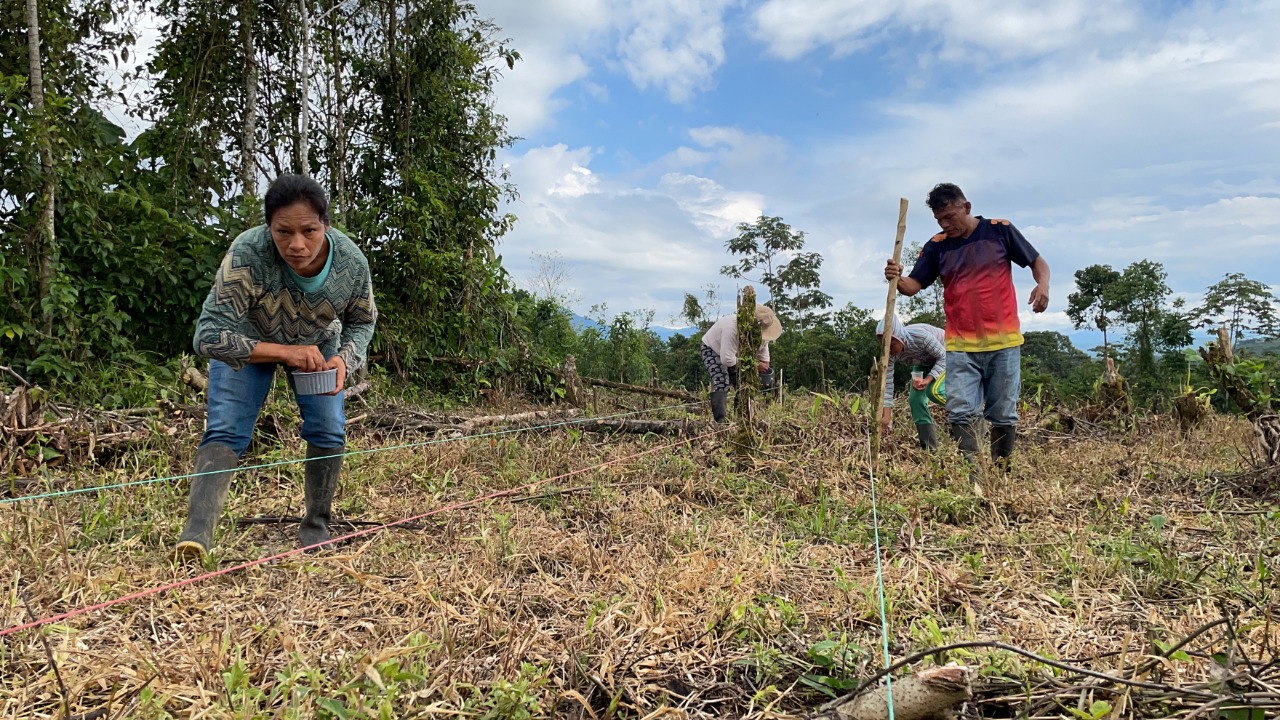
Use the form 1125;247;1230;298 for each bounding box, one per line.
2;430;723;638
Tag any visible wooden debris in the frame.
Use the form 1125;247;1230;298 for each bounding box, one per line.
561;355;585;407
181;365;208;392
812;666;972;720
1199;327;1279;469
581;376;699;402
570;418;703;435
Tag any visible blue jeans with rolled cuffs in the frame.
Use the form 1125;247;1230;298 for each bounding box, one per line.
201;359;346;455
945;347;1021;428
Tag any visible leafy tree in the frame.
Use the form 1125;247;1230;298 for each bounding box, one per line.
720;215;832;328
574;305;660;384
768;303;879;392
900;241;944;327
1192;272;1280;345
1108;260;1192;397
2;0;524;399
679;284;721;330
1022;331;1090;378
1066;264;1122;357
1020;331;1101;401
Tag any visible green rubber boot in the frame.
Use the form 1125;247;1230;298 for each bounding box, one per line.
172;442;239;562
299;444;343;551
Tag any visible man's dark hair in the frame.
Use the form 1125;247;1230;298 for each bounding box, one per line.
926;183;967;211
264;174;330;224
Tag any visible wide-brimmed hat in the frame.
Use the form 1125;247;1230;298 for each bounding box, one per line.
756;305;782;342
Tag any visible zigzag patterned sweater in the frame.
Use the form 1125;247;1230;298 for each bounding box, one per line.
193;225;377;374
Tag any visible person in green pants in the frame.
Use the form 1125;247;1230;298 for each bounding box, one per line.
876;317;946;449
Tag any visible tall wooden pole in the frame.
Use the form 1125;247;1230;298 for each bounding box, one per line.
870;199;909;467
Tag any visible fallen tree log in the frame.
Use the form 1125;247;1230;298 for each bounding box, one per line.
570;418;704;435
459;409;579;432
581;376;700;403
811;666;972;720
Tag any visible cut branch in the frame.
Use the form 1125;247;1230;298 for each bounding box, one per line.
581;377;700;402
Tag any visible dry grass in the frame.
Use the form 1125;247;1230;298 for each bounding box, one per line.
1;391;1277;719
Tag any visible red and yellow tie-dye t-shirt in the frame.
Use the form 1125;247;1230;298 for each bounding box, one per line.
907;217;1039;353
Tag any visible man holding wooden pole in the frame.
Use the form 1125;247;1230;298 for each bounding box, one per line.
884;183;1050;477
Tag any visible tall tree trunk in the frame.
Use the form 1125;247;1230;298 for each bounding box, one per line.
330;0;347;221
238;0;259;204
25;0;56;334
296;0;311;174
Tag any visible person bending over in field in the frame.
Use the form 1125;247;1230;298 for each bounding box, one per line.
172;175;377;562
876;317;946;450
884;183;1050;477
700;306;782;423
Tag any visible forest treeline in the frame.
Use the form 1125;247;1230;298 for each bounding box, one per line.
3;1;1277;411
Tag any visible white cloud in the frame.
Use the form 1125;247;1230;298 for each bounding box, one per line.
751;0;1139;61
483;0;611;136
499;145;759;318
492;0;1280;333
616;0;736;102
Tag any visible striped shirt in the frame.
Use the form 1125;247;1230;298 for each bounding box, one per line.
883;322;946;407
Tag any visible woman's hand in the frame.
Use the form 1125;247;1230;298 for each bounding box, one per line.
284;345;328;372
324;355;347;395
251;342;327;371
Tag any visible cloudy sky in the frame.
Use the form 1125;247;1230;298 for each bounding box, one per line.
481;0;1280;338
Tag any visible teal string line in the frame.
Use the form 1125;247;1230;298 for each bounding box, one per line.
0;402;702;505
866;433;896;720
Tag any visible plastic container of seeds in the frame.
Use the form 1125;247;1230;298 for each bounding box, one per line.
292;368;338;395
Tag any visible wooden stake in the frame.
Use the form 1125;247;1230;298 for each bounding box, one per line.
869;198;909;468
734;286;762;453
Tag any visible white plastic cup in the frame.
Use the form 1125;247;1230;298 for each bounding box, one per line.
293;368;338;395
911;370;924;382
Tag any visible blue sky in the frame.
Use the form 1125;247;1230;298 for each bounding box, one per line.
484;0;1280;343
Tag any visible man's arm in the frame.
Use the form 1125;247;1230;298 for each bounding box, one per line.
884;261;923;296
1029;255;1050;313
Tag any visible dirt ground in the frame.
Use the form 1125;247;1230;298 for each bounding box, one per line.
2;393;1277;719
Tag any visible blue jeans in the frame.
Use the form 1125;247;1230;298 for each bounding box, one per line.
201;359;346;455
945;347;1020;427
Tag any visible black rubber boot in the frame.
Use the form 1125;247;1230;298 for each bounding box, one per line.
990;425;1016;475
710;390;729;423
299;444;343;551
172;442;239;562
949;421;983;491
915;423;938;451
948;422;980;456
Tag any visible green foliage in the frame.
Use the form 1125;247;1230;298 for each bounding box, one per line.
572;305;662;384
2;0;522;398
1068;261;1192;402
1193;272;1280;344
721;215;833;328
1021;331;1102;401
1066;264;1122;354
900;241;944;327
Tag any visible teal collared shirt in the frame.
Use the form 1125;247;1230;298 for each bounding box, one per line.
287;234;335;293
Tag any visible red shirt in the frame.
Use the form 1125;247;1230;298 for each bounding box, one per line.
907;217;1039;352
